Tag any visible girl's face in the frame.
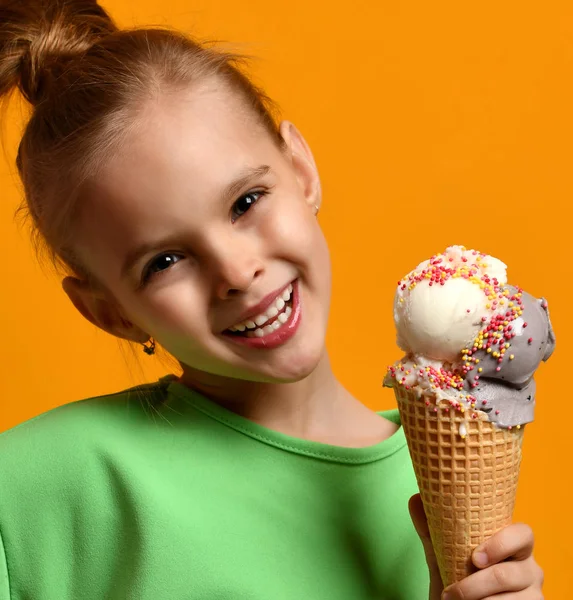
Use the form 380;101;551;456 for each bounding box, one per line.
70;82;331;384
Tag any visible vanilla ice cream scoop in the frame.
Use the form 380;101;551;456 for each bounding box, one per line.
394;246;508;361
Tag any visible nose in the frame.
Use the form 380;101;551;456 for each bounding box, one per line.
209;238;264;300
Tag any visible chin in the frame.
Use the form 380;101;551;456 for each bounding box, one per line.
258;343;326;383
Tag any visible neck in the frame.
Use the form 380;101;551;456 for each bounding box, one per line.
177;350;398;447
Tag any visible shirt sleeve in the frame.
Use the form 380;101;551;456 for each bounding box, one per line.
0;525;10;600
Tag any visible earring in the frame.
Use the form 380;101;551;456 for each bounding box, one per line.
314;204;320;216
142;338;156;355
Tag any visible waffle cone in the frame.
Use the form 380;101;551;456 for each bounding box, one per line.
394;385;524;587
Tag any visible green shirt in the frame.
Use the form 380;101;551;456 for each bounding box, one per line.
0;375;429;599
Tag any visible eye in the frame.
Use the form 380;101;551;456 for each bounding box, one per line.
142;253;184;284
231;190;267;223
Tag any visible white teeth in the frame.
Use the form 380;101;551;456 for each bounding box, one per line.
229;282;295;332
267;306;279;319
235;302;293;339
254;314;268;327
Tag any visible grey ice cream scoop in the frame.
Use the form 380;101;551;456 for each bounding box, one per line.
462;285;556;427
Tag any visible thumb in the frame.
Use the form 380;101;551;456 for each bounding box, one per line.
409;494;444;597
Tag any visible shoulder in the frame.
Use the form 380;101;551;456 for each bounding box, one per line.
0;377;170;489
0;378;172;598
0;377;168;440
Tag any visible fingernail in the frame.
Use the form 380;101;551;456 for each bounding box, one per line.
474;551;488;567
442;592;452;600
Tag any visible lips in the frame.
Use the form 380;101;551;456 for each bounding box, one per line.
222;279;302;350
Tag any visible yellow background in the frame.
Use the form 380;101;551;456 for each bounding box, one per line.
1;0;571;594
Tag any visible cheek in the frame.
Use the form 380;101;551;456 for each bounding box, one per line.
131;282;207;339
264;199;329;266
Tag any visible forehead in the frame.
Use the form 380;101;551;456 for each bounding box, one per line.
104;82;273;193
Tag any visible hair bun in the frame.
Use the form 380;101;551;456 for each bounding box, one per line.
0;0;117;106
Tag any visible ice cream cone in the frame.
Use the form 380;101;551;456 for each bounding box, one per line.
394;385;524;587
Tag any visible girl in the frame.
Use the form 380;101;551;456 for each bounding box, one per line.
0;1;544;598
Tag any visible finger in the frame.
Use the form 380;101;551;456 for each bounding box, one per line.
472;523;535;568
408;494;431;539
443;559;536;600
409;494;444;598
408;494;438;566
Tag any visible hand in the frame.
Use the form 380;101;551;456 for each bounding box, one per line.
409;494;545;599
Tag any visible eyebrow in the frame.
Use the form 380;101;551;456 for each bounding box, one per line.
120;164;274;281
223;164;272;203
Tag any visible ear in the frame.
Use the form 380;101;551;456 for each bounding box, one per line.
278;120;322;213
61;276;149;344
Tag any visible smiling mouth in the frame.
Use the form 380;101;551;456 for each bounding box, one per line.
225;284;294;338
